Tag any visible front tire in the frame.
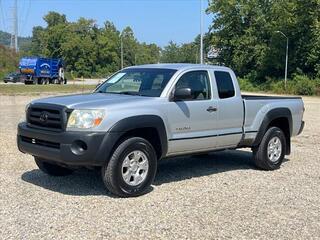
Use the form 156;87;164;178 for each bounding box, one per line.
101;137;157;197
35;158;73;176
253;127;286;170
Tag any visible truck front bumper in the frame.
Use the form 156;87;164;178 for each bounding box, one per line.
17;122;118;166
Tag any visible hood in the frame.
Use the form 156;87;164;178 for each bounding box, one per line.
31;93;152;109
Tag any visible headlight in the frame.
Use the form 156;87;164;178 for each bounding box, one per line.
25;103;30;113
22;103;31;122
67;109;105;129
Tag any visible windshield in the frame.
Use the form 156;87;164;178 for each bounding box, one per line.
8;73;18;76
95;68;177;97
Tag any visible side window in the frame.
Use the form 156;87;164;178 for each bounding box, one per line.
214;71;235;99
175;71;211;100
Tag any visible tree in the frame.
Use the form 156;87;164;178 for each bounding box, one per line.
43;12;67;28
207;0;320;81
60;18;98;77
135;43;160;65
95;21;121;75
121;27;138;67
29;12;165;77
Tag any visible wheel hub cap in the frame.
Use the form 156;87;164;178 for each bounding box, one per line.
267;136;282;163
121;150;149;186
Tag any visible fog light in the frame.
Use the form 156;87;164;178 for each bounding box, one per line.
71;140;88;155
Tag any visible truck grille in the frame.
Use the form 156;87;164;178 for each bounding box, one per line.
27;104;68;131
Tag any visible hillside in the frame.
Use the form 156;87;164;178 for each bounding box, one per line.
0;30;32;52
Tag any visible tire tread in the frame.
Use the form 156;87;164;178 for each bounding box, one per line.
253;127;286;170
101;137;157;198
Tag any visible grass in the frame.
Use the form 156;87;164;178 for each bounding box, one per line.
0;84;96;95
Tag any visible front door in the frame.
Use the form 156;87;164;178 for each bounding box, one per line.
165;70;219;155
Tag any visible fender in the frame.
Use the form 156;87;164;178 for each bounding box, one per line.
253;108;292;154
97;115;168;163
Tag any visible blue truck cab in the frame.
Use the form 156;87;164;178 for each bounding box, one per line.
19;57;66;84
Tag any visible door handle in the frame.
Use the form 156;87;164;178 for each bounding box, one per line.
207;106;217;112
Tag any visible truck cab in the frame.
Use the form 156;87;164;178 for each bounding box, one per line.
161;66;244;155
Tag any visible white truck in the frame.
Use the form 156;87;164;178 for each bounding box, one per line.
17;64;305;197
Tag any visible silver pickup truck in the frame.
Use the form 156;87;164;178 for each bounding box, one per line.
17;64;305;197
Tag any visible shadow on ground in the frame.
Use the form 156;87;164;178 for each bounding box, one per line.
21;150;257;196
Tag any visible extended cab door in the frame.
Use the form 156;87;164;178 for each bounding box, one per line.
211;70;244;148
165;70;219;155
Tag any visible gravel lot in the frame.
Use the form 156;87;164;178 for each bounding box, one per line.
0;94;319;239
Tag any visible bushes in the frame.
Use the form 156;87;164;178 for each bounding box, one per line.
239;75;320;96
0;45;18;80
289;75;316;95
238;78;259;92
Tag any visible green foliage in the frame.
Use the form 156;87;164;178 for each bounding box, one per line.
0;45;19;80
30;12;162;78
240;75;319;96
160;41;199;63
238;78;259;92
289;75;316;96
207;0;320;82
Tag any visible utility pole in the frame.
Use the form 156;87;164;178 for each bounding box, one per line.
10;0;18;52
275;31;289;90
120;34;124;69
200;0;204;64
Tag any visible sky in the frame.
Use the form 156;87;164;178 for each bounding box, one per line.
0;0;212;47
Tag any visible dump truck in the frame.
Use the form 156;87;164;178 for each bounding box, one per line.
19;57;66;85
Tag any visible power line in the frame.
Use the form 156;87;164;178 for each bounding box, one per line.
0;0;8;32
19;0;31;36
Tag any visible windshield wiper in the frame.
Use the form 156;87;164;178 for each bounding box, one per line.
96;91;146;96
95;91;121;94
117;91;143;96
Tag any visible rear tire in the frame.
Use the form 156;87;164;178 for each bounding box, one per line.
253;127;286;170
35;158;73;176
36;78;43;85
101;137;157;197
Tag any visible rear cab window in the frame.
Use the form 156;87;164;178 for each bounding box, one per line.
214;71;235;99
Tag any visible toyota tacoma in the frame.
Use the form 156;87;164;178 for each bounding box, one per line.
17;64;305;197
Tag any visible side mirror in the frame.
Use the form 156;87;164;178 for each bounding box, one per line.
173;88;192;101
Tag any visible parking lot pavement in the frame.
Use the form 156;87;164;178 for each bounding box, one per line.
0;94;319;239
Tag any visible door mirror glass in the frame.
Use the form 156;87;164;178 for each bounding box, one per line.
173;87;192;101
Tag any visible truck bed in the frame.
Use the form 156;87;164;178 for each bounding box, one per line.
242;95;302;100
242;94;304;138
